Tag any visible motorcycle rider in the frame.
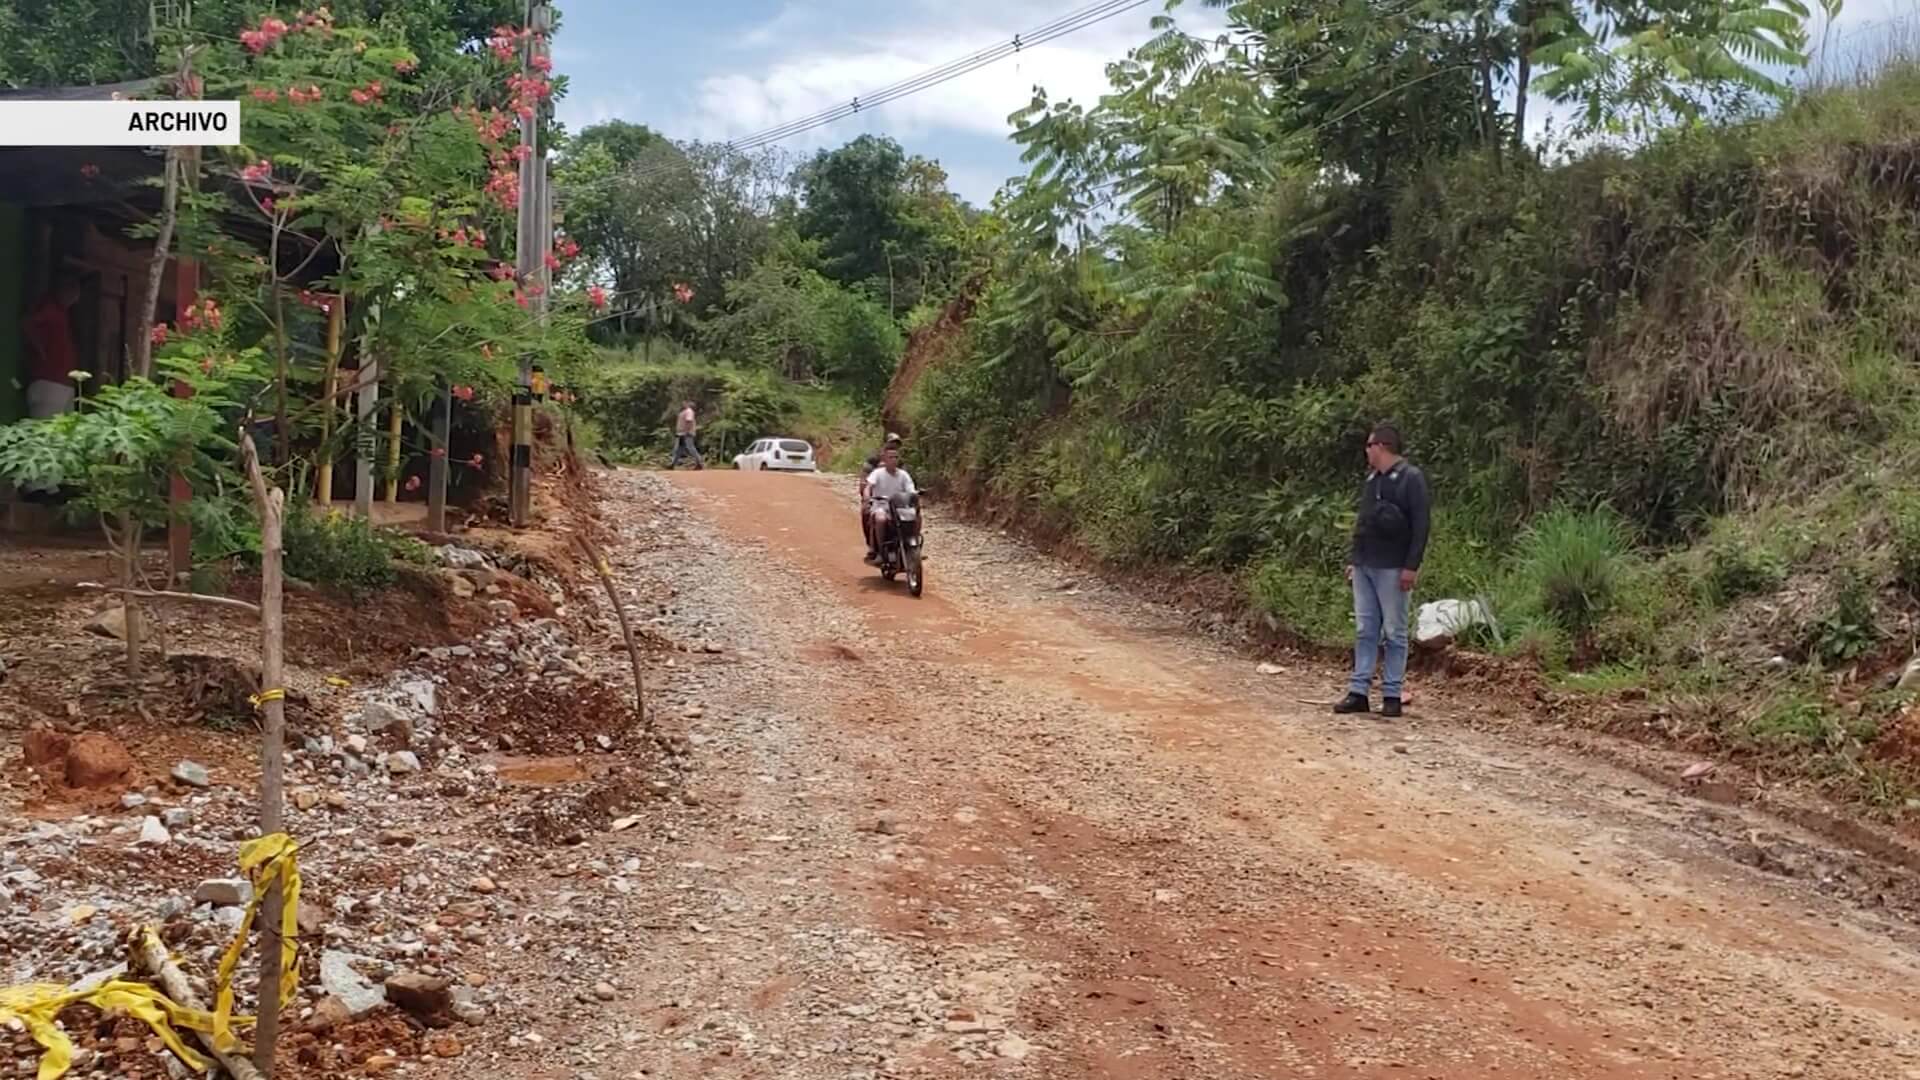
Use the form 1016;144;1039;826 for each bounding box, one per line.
864;444;915;564
861;433;903;562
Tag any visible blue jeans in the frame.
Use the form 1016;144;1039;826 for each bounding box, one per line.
1349;567;1410;699
670;433;702;468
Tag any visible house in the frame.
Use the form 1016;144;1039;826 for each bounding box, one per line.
0;78;338;556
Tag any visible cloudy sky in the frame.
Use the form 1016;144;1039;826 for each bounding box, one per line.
551;0;1920;207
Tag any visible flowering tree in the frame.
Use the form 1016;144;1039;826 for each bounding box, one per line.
182;8;588;497
0;317;267;681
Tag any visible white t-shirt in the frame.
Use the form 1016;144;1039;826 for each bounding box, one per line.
866;466;915;506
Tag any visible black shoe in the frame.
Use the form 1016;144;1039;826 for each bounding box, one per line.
863;550;878;564
1381;697;1403;719
1333;692;1370;715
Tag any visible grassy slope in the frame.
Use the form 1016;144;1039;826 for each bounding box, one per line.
907;66;1920;819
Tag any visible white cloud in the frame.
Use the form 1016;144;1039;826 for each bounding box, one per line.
684;1;1226;146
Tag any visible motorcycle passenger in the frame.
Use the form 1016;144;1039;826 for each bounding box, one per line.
864;445;915;564
861;433;903;562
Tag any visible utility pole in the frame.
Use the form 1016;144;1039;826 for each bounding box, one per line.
509;0;550;528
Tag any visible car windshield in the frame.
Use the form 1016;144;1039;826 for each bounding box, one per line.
778;440;809;453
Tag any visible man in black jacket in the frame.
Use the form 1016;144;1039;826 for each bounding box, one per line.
1335;423;1430;719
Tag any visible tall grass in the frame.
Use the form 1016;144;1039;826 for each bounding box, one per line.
1511;508;1634;634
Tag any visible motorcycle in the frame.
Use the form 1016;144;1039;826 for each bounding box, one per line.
872;491;925;598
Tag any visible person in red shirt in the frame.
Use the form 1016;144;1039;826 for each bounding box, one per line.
23;274;82;419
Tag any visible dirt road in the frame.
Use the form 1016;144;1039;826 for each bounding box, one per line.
536;467;1916;1080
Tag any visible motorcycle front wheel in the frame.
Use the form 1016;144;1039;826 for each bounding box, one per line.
904;542;923;598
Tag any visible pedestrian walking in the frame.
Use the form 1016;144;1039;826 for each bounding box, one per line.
670;400;704;470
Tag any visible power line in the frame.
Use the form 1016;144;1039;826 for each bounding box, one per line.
567;0;1158;194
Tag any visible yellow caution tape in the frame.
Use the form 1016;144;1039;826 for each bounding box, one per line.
0;977;216;1079
1;835;303;1078
247;687;286;711
211;833;301;1052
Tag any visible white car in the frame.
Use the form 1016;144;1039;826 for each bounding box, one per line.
733;437;816;472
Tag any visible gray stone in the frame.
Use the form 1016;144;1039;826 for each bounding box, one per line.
435;545;490;570
84;606;128;641
65;964;127;995
362;702;408;733
136;816;171;846
387;751;422;775
120;793;148;809
194;879;254;908
319;951;388;1017
161;808;194;830
170;761;211;788
401;679;438;716
343;734;370;757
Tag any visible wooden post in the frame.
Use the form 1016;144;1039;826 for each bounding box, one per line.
315;298;343;506
120;518;144;684
383;396;402;504
240;433;286;1075
427;380;450;533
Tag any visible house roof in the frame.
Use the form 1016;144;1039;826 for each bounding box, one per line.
0;78;162;102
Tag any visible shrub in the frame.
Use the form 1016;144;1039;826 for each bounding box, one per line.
570;351;802;463
1805;568;1878;668
1249;557;1351;648
1891;494;1920;595
284;508;428;598
1703;537;1787;606
1511;508;1634;635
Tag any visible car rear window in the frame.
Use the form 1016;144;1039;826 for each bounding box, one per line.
778;440;810;453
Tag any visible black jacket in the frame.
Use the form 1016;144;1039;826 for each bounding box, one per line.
1350;461;1431;571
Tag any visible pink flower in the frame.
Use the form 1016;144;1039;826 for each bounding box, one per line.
673;282;694;304
559;238;580;260
150;324;169;347
543;252;560;271
241;159;271;183
452;384;475;401
394;58;417;74
249;86;280;102
514;290;529;310
587;285;608;310
405;475;422;492
260;196;276;214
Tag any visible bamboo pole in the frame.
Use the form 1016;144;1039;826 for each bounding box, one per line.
131;931;266;1080
240;432;287;1076
315;299;343;506
383;397;402;503
427;381;450;533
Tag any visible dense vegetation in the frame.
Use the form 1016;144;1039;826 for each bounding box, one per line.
553;124;984;464
886;0;1920;809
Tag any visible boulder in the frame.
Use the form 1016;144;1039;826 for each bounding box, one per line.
66;733;135;790
384;972;453;1024
23;727;72;780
